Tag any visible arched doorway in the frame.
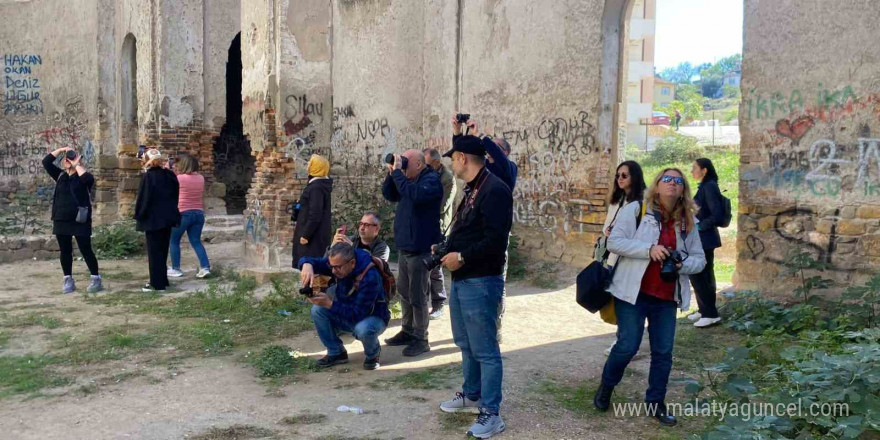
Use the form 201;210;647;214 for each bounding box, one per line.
213;33;254;215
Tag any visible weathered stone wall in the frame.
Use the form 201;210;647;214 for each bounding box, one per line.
737;0;880;293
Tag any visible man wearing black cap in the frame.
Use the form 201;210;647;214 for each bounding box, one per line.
436;135;513;439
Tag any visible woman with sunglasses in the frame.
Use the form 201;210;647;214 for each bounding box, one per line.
688;158;725;328
600;161;646;356
42;147;103;294
593;168;706;427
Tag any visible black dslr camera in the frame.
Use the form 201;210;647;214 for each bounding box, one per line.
384;153;409;170
423;240;450;271
659;249;683;282
299;286;316;298
456;113;470;124
65;150;78;160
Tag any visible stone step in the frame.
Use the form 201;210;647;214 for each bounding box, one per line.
205;214;245;228
202;224;245;244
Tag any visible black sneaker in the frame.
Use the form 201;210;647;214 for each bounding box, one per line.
316;351;349;368
384;331;416;346
363;355;380;370
402;340;431;357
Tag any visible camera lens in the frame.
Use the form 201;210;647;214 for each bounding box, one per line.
65;150;77;160
384;153;394;165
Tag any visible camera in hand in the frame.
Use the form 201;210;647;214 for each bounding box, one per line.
456;113;470;123
65;150;78;160
423;239;450;271
384;153;409;170
299;286;316;298
659;249;683;282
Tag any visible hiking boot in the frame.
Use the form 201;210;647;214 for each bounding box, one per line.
87;275;103;293
466;410;505;439
196;268;211;278
402;340;430;357
429;305;445;320
316;351;348;368
363;354;380;371
167;268;184;277
648;401;677;426
593;382;614;411
62;275;76;294
440;392;482;414
384;331;416;346
694;317;722;328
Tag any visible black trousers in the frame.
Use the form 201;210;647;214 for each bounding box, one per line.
56;235;99;276
690;247;719;318
145;228;172;290
429;265;447;309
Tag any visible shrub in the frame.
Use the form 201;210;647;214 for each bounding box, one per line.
252;345;318;378
92;221;142;259
649;133;706;165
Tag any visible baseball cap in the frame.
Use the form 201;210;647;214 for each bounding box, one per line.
443;135;486;158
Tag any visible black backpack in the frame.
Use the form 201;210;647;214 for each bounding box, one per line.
718;191;733;228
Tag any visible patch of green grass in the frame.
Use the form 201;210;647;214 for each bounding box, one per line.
539;379;600;415
0;331;9;348
439;412;474;431
714;261;735;285
103;270;137;281
0;354;71;398
280;413;328;425
252;345;319;378
188;424;276;440
671;321;741;373
3;303;57;312
0;312;63;329
369;364;460;391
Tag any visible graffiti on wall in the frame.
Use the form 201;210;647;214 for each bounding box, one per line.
3;54;43;115
744;83;859;122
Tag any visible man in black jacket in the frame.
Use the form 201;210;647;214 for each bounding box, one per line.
381;149;443;357
436;135;512;439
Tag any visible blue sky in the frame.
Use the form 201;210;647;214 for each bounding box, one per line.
654;0;744;70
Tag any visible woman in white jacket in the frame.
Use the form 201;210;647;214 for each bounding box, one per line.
593;168;706;427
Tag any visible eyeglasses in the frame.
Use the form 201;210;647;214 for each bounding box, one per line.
330;258;354;270
358;222;378;228
616;173;629;179
661;175;685;186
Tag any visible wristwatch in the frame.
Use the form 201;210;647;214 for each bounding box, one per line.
457;253;465;264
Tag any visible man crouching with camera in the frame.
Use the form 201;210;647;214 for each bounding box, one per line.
593;168;705;426
434;135;512;439
299;242;390;370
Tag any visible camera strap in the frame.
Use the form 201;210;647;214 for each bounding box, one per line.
447;167;490;235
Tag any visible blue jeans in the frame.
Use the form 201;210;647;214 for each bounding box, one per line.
449;276;504;414
170;210;210;270
310;306;386;359
601;295;677;403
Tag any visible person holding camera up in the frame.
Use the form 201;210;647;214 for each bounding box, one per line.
298;242;390;370
381;150;443;357
134;148;180;292
42;147;102;294
452;115;517;342
593;168;706;426
436;136;512;439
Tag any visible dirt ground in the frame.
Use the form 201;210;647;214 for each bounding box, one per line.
0;241;728;440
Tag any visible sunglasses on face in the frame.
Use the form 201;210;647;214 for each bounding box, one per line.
616;173;629;179
358;222;378;228
661;175;685;186
330;258;354;270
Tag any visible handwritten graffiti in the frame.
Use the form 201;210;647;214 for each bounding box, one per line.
774;116;814;145
284;94;324;123
745;208;853;272
332;105;355;121
356;118;390;141
3;53;43;115
745;83;856;122
245;198;270;244
536;111;596;159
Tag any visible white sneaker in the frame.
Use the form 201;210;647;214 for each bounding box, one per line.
196;268;211;278
687;312;702;322
167;268;184;277
694;317;722;328
440;392;482;414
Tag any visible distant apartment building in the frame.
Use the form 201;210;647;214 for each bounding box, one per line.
653;77;676;107
625;0;656;148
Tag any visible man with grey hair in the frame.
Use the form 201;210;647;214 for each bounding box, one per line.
299;242;390;370
423;147;456;319
381;149;443;357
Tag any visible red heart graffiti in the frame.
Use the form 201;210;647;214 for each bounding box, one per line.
775;116;815;144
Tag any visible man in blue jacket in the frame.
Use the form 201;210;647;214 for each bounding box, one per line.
299;242;390;370
381;149;443;357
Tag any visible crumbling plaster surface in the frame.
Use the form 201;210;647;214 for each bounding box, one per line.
737;0;880;292
241;0;274;152
205;0;242;129
158;0;204;127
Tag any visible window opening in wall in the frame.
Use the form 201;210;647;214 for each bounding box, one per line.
618;0;743;289
120;33;138;143
213;33;254;215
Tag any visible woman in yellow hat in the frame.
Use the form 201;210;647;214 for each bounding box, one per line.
291;154;333;267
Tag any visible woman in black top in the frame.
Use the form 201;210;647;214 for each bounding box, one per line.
134;148;180;292
42;147;102;294
689;158;724;328
291;154;333;267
